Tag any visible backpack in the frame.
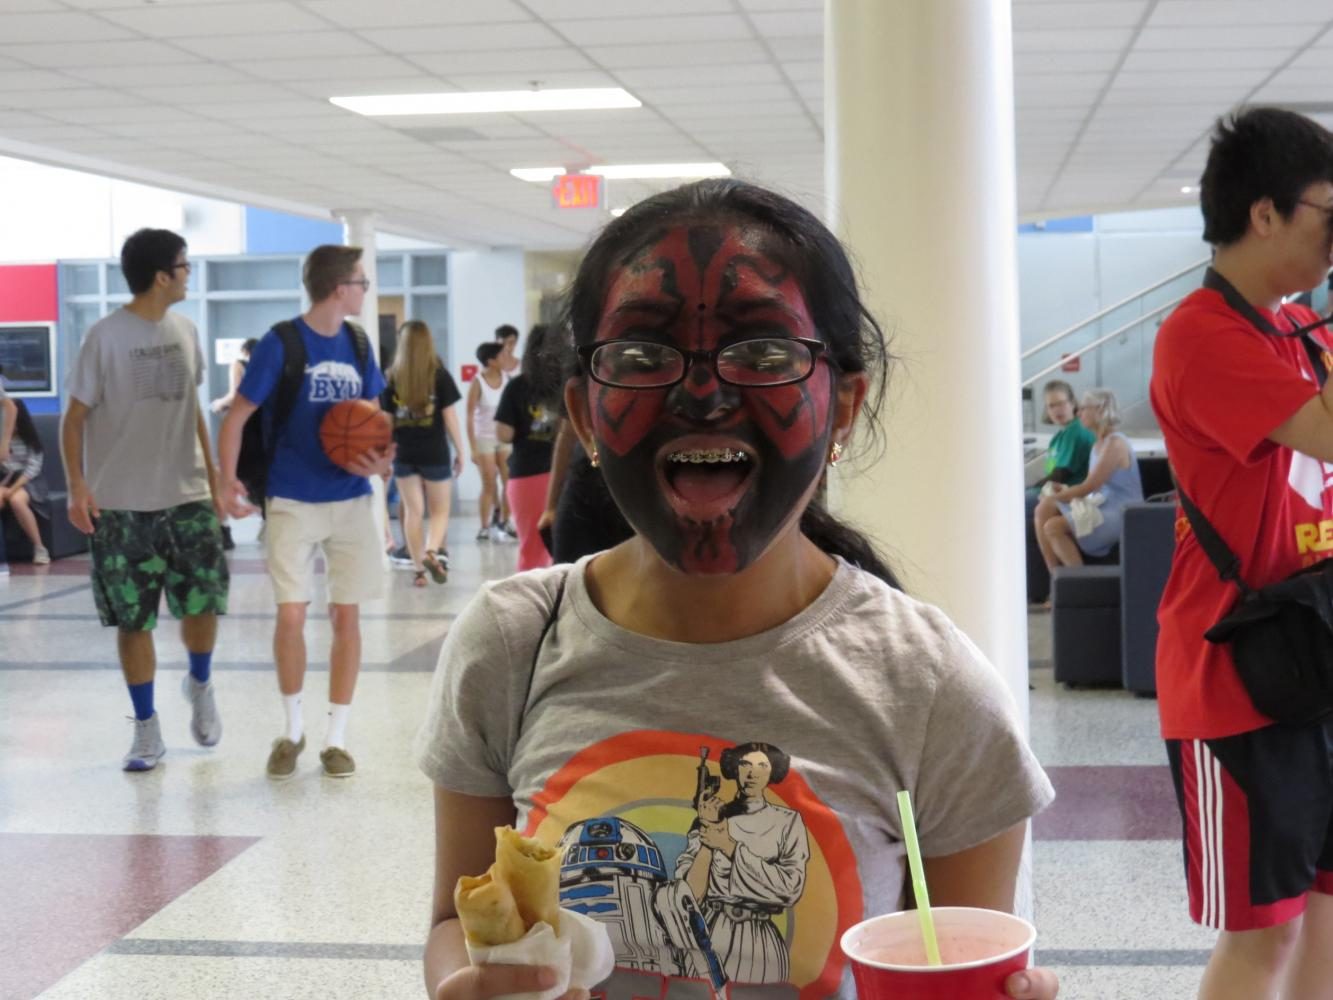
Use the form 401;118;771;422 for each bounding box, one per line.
236;319;371;505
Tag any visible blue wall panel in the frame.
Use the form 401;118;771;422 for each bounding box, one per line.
244;208;343;254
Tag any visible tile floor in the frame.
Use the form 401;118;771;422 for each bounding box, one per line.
0;521;1212;999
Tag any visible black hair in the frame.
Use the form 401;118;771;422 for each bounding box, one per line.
9;398;41;456
719;742;791;784
476;342;503;365
520;324;550;382
1200;107;1333;247
557;177;900;588
495;324;520;343
120;228;187;295
241;338;259;356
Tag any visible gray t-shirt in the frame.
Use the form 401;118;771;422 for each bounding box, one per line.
417;557;1054;1000
67;307;209;512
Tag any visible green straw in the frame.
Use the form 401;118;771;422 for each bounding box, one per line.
897;789;942;967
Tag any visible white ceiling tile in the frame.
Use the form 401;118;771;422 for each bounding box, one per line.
585;40;771;70
0;39;198;68
1114;68;1271;89
1013;1;1149;30
552;15;751;46
1019;51;1122;73
172;30;377;61
361;23;564;53
527;0;724;19
44;104;199;124
307;0;530;27
132;81;299;105
192;98;346;120
440;70;620;91
0;123;103;141
618;63;782;88
0;69;86;91
406;48;592;76
764;36;822;60
1136;25;1312;49
1;87;142;110
0;110;55;126
286;76;450;98
99;2;327;36
1013;28;1135;52
68;63;254;87
1149;0;1333;26
237;55;425;82
639;82;793;105
782;61;822;82
747;11;823;37
0;10;136;42
1120;48;1294;71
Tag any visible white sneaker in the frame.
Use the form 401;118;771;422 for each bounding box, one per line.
123;713;166;771
181;674;222;746
32;546;50;565
489;524;511;544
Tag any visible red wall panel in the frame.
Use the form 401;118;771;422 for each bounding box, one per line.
0;264;58;322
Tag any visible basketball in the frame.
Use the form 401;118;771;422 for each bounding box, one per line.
319;399;392;471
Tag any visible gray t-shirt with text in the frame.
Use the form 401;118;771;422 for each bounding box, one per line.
67;307;209;512
417;557;1054;1000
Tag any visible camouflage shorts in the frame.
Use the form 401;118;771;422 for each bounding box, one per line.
90;501;229;631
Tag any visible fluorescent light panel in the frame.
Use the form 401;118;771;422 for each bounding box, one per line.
330;88;641;117
509;162;731;182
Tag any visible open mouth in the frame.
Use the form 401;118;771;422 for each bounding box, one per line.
659;445;757;519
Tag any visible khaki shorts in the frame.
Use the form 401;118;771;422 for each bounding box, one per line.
264;495;384;605
472;436;513;458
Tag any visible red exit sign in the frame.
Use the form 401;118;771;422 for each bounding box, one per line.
552;173;603;210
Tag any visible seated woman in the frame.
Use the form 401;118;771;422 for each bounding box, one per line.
417;179;1059;1000
1034;387;1143;570
0;398;51;564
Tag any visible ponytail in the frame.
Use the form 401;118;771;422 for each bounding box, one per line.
800;500;902;590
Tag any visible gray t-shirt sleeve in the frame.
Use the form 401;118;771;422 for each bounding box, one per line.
67;328;102;408
415;570;568;797
913;630;1055;858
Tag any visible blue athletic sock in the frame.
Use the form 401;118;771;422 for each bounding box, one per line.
188;650;212;684
128;681;155;721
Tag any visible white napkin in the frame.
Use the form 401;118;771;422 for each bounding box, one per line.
1069;493;1106;538
465;909;616;1000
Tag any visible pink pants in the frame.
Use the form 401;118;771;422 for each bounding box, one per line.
506;473;553;571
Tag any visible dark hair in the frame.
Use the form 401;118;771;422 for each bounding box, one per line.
241;338;259;356
719;742;790;784
1200;107;1333;247
476;342;503;365
120;228;186;295
495;324;520;343
303;244;362;302
9;398;41;456
520;324;550;381
558;177;900;588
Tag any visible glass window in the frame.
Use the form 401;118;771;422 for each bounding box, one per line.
107;267;131;296
209;299;302;343
413;294;450;366
209;259;300;292
376;255;404;288
413;255;448;287
65;264;100;296
171;299;201;326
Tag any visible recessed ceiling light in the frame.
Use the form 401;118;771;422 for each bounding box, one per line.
509;162;731;182
610;207;628;217
330;88;641;117
1180;185;1194;193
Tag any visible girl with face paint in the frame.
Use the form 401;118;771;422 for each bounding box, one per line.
419;181;1058;1000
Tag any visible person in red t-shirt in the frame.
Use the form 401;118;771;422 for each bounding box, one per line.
1151;106;1333;1000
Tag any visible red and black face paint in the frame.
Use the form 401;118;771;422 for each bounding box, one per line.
588;223;834;575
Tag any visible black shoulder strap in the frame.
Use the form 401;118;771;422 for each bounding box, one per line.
518;572;570;731
1203;267;1332;388
345;320;371;374
1176;487;1252;596
270;320;307;435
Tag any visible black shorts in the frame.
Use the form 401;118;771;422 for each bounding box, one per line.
1166;720;1333;930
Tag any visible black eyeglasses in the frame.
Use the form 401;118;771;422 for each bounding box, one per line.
577;337;829;390
1298;199;1333;220
340;278;371;290
166;261;191;273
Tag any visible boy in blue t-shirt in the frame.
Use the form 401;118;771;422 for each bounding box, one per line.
218;244;391;780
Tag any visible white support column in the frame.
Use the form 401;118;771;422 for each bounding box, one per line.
825;0;1033;907
336;208;388;562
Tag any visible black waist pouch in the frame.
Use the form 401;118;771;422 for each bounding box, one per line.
1201;556;1333;725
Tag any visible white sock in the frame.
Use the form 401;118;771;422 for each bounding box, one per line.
325;703;351;750
283;693;303;743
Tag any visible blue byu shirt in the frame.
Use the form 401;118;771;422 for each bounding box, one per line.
238;317;386;503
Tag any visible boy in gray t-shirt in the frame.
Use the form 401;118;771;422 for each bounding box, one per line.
62;228;229;772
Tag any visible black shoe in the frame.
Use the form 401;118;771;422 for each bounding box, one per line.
221;526;235;551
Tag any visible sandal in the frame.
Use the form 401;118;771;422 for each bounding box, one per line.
413;570;428;588
423;551;448;584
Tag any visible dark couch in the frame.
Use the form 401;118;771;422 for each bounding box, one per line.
1051;501;1177;692
2;411;88;561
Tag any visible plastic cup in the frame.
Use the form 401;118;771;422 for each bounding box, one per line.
840;907;1036;1000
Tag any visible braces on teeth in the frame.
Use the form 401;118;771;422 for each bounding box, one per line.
667;449;750;464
